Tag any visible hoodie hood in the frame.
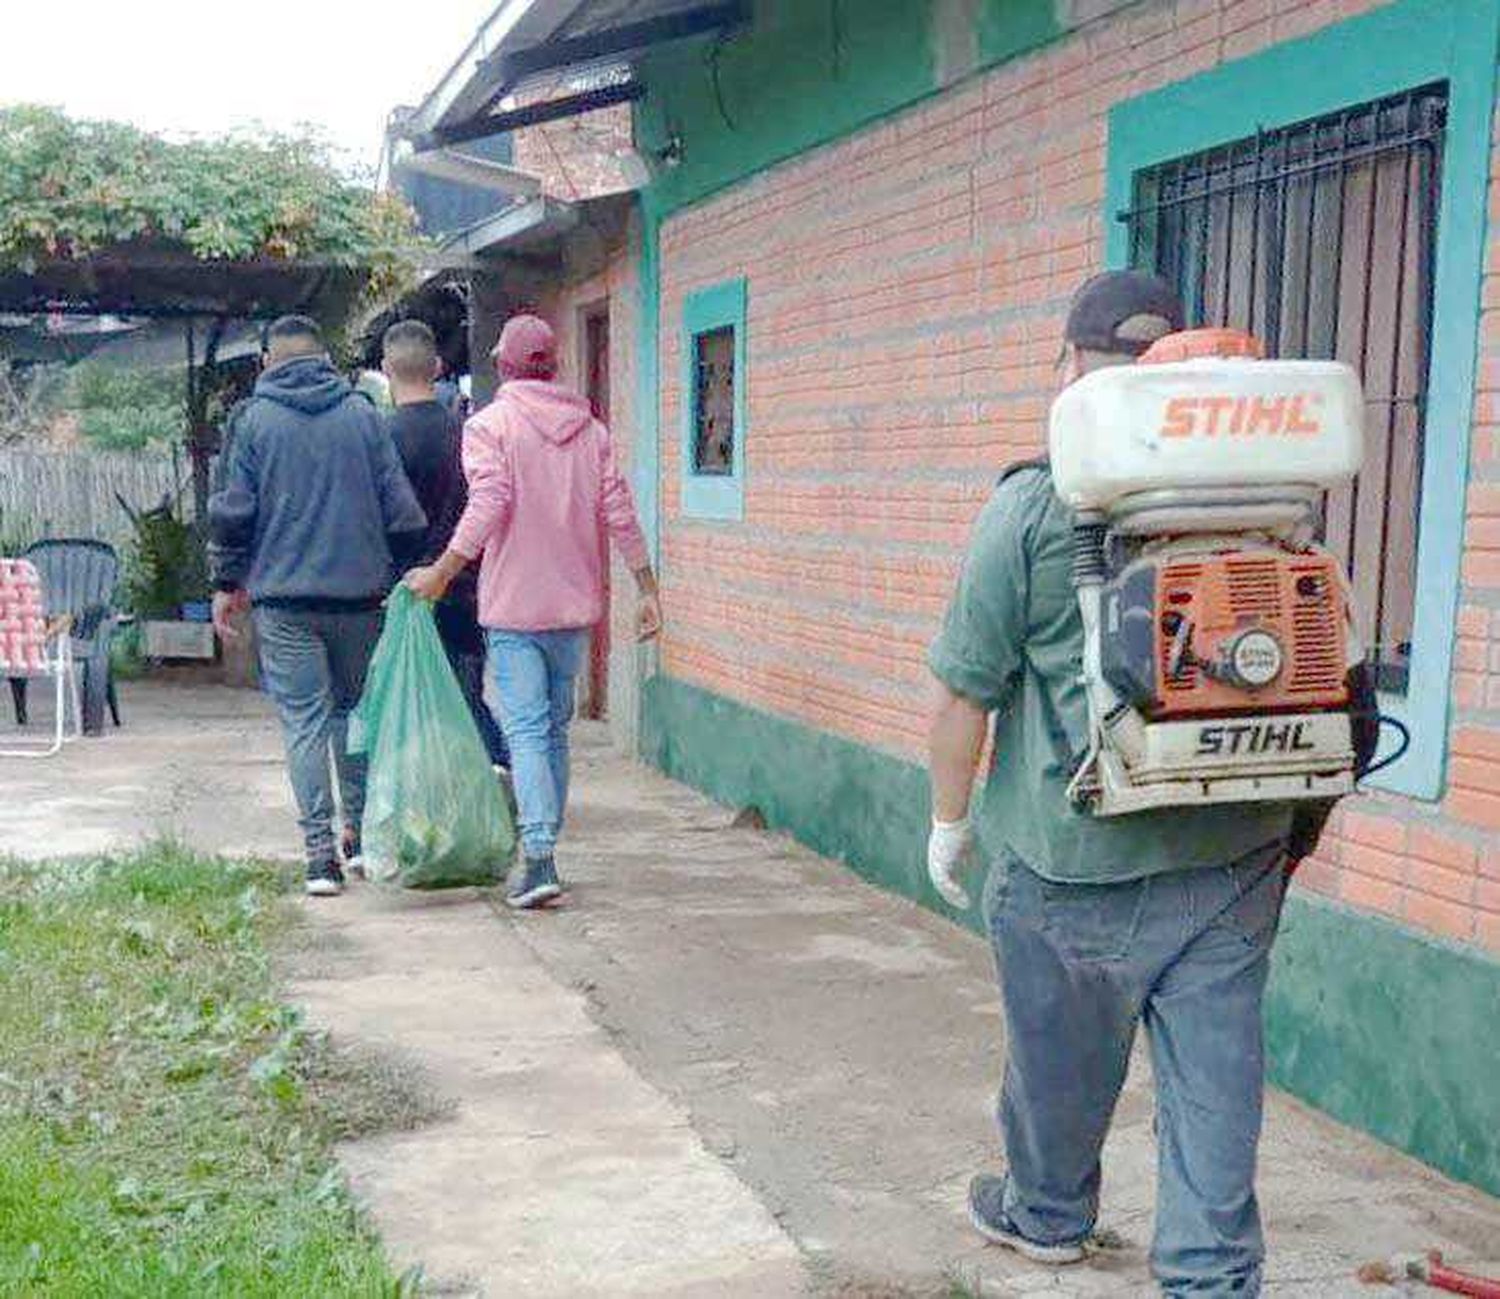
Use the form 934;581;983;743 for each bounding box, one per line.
255;354;352;415
500;379;593;445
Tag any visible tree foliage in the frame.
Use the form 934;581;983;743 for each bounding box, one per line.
71;362;187;452
0;105;420;298
1;358;189;452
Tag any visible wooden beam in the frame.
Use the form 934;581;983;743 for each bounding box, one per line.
419;81;647;151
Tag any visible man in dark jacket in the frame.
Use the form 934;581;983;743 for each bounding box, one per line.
210;315;425;896
381;319;509;769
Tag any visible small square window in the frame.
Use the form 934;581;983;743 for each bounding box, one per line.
680;277;747;521
693;326;736;476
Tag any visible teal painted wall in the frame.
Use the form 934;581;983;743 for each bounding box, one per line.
976;0;1060;66
1266;895;1500;1194
633;204;663;564
636;0;933;217
642;674;1500;1197
634;0;1059;217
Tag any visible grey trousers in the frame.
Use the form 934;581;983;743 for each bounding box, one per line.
255;606;383;865
984;840;1289;1297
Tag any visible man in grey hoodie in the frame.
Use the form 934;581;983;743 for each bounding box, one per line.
211;316;425;896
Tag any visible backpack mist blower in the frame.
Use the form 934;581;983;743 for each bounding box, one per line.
1048;328;1401;817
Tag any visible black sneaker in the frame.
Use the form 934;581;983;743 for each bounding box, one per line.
505;857;563;910
968;1174;1087;1265
305;860;346;898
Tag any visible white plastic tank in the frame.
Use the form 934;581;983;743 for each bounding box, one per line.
1049;354;1363;514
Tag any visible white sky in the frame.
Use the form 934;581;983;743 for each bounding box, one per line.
1;0;502;177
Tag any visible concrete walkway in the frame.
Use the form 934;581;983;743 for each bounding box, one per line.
288;888;804;1297
7;680;1500;1296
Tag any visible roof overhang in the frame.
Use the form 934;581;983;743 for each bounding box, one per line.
0;246;366;320
86;318;266;369
431;195;581;269
386;141;542;199
399;0;748;152
423;188;634;282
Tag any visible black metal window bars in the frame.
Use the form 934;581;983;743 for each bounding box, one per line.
692;324;737;476
1121;85;1448;695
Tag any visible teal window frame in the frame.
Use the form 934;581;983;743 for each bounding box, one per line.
680;277;748;521
1104;0;1500;801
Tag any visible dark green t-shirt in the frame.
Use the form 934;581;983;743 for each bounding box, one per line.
928;467;1291;884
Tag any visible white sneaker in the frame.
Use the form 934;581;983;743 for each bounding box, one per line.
305;861;346;897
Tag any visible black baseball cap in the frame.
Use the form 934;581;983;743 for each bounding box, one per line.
1064;270;1184;356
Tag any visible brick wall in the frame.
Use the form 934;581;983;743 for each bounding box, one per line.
512;99;634;200
653;0;1500;953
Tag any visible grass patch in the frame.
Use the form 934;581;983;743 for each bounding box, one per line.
0;845;410;1296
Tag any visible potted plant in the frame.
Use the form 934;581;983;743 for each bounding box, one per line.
117;492;215;660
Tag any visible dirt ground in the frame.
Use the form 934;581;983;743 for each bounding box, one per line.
6;679;1500;1296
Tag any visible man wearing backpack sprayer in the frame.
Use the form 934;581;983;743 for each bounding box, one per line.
404;314;661;910
926;273;1300;1297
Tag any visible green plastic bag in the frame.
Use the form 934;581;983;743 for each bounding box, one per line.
348;587;515;888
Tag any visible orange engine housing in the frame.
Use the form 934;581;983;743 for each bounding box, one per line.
1101;548;1351;720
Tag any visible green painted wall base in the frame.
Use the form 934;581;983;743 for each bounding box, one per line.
642;674;1500;1197
1265;897;1500;1197
643;673;937;908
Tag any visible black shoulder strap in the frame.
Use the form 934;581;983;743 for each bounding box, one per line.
996;455;1050;487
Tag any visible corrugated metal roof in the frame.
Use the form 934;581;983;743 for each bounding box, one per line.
402;0;745;150
551;0;719;41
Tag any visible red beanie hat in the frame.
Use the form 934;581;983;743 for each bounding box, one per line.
493;314;557;379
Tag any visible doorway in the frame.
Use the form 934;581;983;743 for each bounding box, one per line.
580;300;610;721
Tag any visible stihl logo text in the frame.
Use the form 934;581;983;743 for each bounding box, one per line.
1196;722;1317;757
1160;393;1323;439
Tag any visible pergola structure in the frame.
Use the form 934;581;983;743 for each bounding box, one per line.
0;244;370;519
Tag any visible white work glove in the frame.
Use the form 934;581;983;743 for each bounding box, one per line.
928;817;977;910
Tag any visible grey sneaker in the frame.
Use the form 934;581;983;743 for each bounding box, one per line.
305;860;346;898
506;856;563;910
968;1174;1088;1265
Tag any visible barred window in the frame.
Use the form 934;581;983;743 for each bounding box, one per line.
692;324;736;476
1123;86;1447;695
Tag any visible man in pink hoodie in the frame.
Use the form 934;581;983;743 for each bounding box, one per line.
405;314;661;909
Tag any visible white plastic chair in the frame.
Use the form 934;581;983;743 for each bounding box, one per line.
0;558;82;758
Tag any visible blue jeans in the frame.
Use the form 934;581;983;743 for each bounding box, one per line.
983;841;1289;1297
255;606;383;865
486;629;586;860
